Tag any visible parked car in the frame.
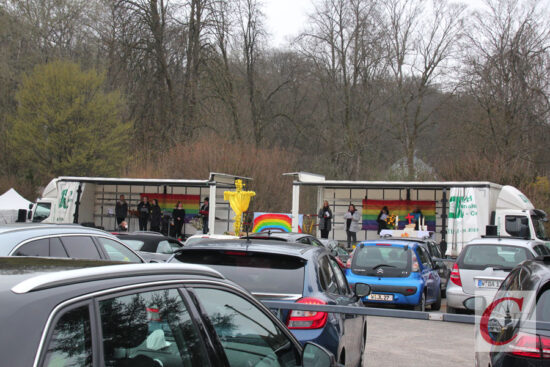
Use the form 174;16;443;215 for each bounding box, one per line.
0;223;145;263
242;232;350;268
115;232;183;262
472;256;550;367
446;236;550;313
242;231;325;246
183;233;238;246
345;240;442;311
378;236;451;296
170;239;370;367
0;256;339;367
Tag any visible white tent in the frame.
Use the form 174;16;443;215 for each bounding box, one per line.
0;188;32;224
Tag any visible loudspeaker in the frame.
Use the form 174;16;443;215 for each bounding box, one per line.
16;209;27;222
486;225;498;236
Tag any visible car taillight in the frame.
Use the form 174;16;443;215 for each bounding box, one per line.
540;335;550;358
508;332;541;358
346;257;352;269
287;297;328;329
335;257;345;269
450;263;462;286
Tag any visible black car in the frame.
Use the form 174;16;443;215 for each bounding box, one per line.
472;256;550;367
1;256;340;367
170;239;369;367
115;232;183;262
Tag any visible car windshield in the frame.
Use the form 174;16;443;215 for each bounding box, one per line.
119;239;144;251
32;202;51;222
460;245;532;271
532;215;548;240
351;245;411;277
173;250;305;295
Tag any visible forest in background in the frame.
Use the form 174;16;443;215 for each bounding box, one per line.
1;0;550;214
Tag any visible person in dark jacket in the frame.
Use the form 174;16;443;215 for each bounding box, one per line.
150;199;162;232
172;201;186;238
376;206;389;234
199;197;209;234
137;196;151;231
317;200;333;239
115;195;128;227
413;207;423;230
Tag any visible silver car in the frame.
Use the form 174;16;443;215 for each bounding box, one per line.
446;237;550;313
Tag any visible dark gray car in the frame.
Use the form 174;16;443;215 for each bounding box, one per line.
0;257;339;367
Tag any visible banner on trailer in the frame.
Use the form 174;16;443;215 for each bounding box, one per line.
55;181;84;223
446;187;486;255
141;193;200;223
252;212;303;233
362;199;437;231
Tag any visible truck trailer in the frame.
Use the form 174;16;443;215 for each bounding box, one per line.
31;173;250;236
285;172;548;256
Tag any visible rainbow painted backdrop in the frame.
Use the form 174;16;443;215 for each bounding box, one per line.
362;199;437;231
141;193;200;222
252;212;303;233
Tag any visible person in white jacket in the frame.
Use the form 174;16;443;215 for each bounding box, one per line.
343;204;361;248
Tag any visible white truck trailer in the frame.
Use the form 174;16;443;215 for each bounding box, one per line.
31;173;250;235
285;172;548;256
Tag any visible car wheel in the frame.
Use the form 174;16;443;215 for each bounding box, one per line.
414;292;426;312
447;305;456;314
357;322;366;367
432;290;442;311
441;287;446;299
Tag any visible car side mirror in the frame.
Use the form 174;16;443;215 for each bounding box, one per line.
463;296;486;312
302;342;338;367
354;283;371;298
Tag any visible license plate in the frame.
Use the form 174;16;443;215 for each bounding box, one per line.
476;279;502;288
367;293;394;301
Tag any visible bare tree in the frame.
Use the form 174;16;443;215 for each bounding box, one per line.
298;0;388;179
463;0;550;171
383;0;465;179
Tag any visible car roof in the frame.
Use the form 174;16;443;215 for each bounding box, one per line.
358;239;420;248
179;239;323;258
242;232;310;241
115;233;178;242
0;257;223;294
466;237;540;248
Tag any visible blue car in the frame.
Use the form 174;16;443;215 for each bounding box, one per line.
170;239;369;367
346;240;441;311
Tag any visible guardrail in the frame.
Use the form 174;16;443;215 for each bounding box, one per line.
262;301;477;324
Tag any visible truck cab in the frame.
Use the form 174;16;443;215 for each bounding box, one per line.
493;185;548;243
31;178;59;223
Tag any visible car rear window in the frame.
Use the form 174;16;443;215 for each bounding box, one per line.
351;245;411;277
459;244;533;271
119;239;144;251
173;250;305;295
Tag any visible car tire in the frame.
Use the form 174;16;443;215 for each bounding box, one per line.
447;305;456;314
414;292;426;312
441;287;446;299
357;322;367;367
432;290;442;311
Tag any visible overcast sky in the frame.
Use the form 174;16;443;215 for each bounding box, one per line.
262;0;485;48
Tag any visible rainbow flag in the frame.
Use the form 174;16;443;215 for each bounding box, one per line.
141;193;200;223
362;199;436;231
252;212;303;233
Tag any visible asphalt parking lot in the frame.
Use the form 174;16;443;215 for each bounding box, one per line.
364;315;474;366
363;300;475;367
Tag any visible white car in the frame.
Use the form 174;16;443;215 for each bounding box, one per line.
183;233;238;246
446;236;550;313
